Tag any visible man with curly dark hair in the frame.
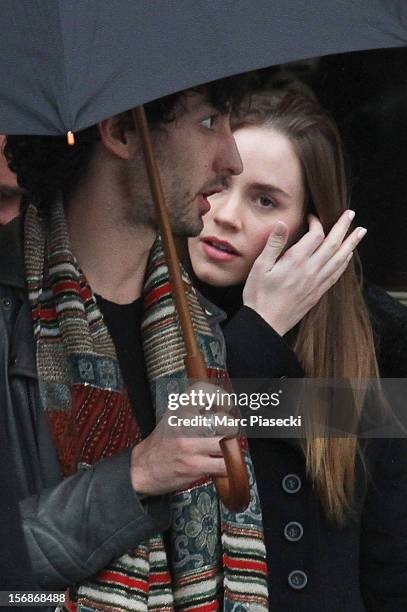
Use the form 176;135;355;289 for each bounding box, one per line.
0;75;271;609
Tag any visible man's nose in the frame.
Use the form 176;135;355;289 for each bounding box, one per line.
214;132;243;177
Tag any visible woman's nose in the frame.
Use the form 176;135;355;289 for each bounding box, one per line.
212;194;243;231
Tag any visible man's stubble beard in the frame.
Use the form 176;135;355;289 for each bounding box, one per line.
123;201;202;237
124;140;204;237
169;195;204;237
124;175;203;238
164;172;204;237
123;194;203;238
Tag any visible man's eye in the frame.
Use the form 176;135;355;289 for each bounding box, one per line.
258;196;275;208
201;115;217;129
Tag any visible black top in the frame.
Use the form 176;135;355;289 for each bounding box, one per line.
96;295;155;438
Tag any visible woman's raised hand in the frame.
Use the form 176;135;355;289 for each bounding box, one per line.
242;210;366;336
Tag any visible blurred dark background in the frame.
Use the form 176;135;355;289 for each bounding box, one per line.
261;46;407;294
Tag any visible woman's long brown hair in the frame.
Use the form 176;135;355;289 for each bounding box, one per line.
232;90;380;524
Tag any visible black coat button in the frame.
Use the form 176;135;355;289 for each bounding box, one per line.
284;521;304;542
282;473;302;494
288;570;308;590
1;296;13;310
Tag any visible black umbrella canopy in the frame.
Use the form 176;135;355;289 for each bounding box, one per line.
0;0;406;135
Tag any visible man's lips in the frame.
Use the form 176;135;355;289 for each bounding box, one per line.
198;194;211;214
201;236;241;262
198;186;224;215
202;186;224;198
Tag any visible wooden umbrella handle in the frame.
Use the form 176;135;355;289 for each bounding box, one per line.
184;353;250;513
134;106;250;512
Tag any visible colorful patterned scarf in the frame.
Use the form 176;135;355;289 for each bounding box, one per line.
24;197;269;611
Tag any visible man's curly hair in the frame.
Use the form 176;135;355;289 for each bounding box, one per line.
5;73;255;214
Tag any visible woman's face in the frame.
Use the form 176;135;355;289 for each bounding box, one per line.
188;125;306;286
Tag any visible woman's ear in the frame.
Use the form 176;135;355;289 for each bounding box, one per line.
97;114;133;160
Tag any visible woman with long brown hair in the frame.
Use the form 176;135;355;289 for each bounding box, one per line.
188;89;407;610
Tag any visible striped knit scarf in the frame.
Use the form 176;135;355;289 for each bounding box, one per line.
24;197;269;611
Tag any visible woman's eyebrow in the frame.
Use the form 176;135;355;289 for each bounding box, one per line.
250;182;290;199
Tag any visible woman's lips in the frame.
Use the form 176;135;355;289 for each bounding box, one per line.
201;237;241;262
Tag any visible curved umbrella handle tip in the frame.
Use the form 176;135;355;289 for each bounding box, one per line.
214;437;251;513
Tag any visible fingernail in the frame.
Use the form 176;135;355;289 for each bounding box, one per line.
348;210;355;221
275;221;286;236
357;227;367;239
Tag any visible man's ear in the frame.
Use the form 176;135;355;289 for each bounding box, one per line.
97;115;133;160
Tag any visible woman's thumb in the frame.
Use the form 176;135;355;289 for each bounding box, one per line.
261;221;288;267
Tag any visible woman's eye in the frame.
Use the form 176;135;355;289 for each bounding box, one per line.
201;115;217;129
258;195;275;208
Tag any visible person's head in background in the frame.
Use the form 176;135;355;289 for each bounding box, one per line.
0;135;23;225
189;88;380;524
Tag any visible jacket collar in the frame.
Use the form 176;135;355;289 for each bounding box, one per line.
0;215;25;289
195;289;227;327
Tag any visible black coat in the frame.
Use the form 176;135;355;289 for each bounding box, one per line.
220;297;407;612
0;421;38;592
